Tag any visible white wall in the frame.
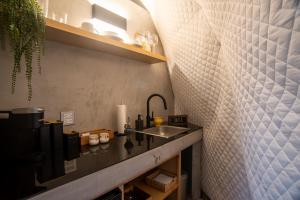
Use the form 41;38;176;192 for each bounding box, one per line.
144;0;300;200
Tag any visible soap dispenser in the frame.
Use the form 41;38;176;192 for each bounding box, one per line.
135;114;144;146
135;114;144;131
150;111;154;127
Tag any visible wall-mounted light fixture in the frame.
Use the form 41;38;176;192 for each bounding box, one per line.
92;4;127;30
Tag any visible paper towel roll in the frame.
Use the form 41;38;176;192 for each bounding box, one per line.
117;105;127;134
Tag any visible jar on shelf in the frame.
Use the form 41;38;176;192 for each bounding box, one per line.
38;0;49;17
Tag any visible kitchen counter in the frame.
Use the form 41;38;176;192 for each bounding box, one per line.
28;124;202;200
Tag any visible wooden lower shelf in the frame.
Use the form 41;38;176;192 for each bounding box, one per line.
134;180;178;200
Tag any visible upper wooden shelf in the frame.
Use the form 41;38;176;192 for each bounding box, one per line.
45;18;167;64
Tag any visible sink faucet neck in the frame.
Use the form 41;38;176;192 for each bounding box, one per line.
146;93;168;128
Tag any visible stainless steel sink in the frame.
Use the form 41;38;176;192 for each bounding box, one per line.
137;125;190;138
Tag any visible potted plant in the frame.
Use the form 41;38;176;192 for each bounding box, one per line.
0;0;45;101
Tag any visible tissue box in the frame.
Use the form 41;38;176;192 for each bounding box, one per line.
145;170;177;192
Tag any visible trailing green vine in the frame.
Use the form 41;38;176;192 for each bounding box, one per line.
0;0;45;101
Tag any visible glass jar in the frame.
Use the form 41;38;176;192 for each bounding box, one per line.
38;0;49;17
89;134;99;146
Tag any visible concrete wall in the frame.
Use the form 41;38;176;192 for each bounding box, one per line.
0;0;174;132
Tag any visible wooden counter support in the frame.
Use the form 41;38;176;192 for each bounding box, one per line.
133;154;181;200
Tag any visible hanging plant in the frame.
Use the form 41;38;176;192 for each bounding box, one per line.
0;0;45;101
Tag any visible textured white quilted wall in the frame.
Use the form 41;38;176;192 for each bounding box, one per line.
142;0;300;199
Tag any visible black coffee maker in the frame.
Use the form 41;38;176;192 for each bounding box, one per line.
0;108;45;199
0;108;65;199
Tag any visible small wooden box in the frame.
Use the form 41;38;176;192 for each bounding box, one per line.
145;169;177;192
80;132;90;146
80;129;114;145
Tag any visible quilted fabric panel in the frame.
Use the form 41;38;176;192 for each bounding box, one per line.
143;0;300;199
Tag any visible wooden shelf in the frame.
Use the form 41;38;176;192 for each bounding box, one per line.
134;181;178;200
125;155;181;200
45;18;167;64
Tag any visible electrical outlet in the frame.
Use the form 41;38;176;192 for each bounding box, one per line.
60;111;75;125
64;160;77;173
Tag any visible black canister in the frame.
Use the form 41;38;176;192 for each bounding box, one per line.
63;131;80;161
37;122;53;183
50;120;65;178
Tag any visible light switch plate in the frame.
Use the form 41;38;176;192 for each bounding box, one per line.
60;111;75;125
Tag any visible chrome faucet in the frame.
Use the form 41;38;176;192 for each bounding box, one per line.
146;94;168;128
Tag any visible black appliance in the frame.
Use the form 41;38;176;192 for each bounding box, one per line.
0;108;65;199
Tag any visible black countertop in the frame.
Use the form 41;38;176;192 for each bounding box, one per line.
27;124;200;199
